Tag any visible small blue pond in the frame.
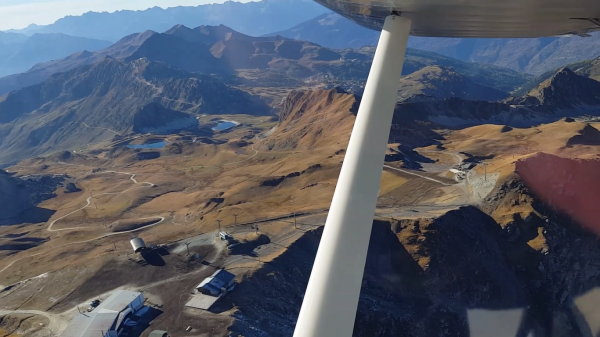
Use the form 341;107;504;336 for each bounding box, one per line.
213;121;237;131
127;141;167;149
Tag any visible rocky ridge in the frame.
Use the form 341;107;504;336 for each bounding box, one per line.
396;65;509;102
399;67;600;128
0;169;66;225
0;25;531;97
226;162;600;336
0;57;269;164
508;68;600;108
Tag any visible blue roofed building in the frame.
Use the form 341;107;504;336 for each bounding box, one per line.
196;269;236;296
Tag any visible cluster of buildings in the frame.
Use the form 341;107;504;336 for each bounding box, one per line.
61;238;236;335
61;290;171;337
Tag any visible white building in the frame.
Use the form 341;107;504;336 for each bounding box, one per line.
130;237;147;253
196;269;236;296
61;290;144;337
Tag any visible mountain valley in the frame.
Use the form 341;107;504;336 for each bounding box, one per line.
1;73;600;335
0;56;269;165
0;9;600;337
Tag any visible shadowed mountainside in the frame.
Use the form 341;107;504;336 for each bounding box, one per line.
515;56;600;96
0;169;64;225
507;68;600;108
396;65;509;102
270;12;600;76
400;67;600;128
266;68;600;154
0;57;269;164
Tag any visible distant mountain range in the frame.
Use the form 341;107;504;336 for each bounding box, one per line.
3;23;593;165
0;24;531;97
515;56;600;96
324;63;513;103
263;66;600;154
331;47;530;94
4;1;598;78
277;68;600;149
507;68;600;109
0;32;111;77
6;24;42;35
397;65;509;102
399;67;600;129
0;24;540;165
0;57;269;165
4;0;329;42
270;12;600;75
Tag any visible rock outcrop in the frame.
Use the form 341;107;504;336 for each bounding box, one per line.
508;67;600;108
64;182;81;193
0;170;64;224
396;65;509;102
566;124;600;147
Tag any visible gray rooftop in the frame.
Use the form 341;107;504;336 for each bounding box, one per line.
96;290;141;313
61;290;141;337
61;312;119;337
198;269;235;292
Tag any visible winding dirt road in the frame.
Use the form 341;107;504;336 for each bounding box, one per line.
48;171;155;232
80;122;120;135
0;170;165;276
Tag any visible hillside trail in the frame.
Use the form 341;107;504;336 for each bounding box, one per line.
0;216;166;277
80;122;120;135
131;59;206;108
47;170;156;232
132;59;163;95
0;170;165;278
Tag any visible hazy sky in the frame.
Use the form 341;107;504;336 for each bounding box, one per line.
0;0;251;30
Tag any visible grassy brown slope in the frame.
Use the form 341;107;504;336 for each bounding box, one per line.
260;87;358;151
